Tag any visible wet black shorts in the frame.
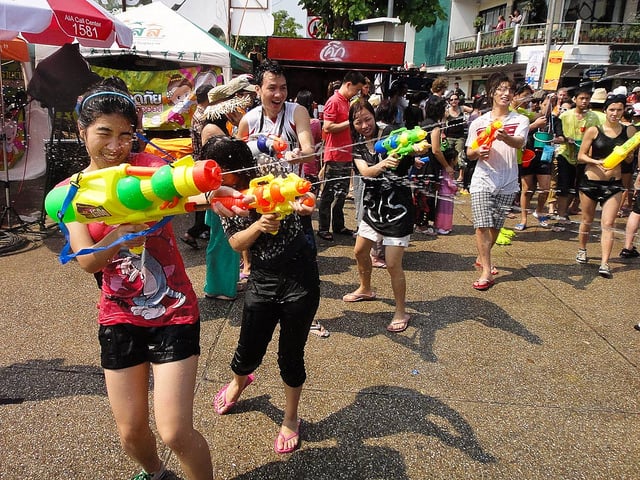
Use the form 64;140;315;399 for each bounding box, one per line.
620;158;635;174
633;190;640;215
98;321;201;370
578;176;624;206
518;150;552;176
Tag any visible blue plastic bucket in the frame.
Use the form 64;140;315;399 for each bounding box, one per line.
533;131;553;148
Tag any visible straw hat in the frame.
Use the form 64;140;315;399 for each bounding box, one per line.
589;88;608;104
208;74;255;104
531;89;547;100
205;74;256;120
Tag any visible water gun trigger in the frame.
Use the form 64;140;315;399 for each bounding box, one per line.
301;195;315;208
160;198;180;210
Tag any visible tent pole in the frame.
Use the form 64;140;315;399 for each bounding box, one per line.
0;59;25;231
233;0;251;51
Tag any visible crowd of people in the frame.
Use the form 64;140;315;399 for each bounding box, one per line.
57;60;640;478
352;75;640;286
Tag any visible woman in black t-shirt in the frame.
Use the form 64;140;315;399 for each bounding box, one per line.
445;93;472;181
342;99;420;333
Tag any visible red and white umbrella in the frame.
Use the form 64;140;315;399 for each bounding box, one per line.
0;0;133;48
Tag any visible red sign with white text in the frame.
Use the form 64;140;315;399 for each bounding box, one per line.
267;37;405;67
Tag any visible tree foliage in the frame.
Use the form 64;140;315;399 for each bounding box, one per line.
273;10;304;37
234;10;302;59
298;0;447;39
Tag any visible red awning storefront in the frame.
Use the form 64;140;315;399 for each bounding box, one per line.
267;37;405;68
266;37;405;104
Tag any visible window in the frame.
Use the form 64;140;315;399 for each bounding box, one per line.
480;5;507;32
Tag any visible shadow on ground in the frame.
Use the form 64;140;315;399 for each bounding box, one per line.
228;385;496;479
327;296;542;362
0;358;105;404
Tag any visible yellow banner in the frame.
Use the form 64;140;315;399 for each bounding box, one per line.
92;66;222;130
542;50;564;91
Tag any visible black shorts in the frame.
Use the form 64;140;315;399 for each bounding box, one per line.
578;176;625;205
633;190;640;215
621;158;635;174
556;155;577;196
519;149;552;176
99;321;201;370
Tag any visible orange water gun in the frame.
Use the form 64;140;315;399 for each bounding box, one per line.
471;120;503;150
45;155;223;225
211;173;314;233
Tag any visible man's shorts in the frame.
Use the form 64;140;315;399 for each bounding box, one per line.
471;191;517;229
357;220;410;248
98;321;201;370
518;149;552;176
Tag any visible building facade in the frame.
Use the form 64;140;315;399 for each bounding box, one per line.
412;0;640;97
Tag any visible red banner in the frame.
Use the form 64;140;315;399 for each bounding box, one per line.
267;37;405;67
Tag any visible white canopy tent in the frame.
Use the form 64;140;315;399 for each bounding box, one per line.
79;2;252;79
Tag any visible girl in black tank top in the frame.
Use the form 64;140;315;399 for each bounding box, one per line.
575;94;637;278
590;125;629;160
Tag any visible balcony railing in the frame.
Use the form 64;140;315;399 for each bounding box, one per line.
449;21;640;55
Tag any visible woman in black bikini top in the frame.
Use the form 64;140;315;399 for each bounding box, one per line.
576;93;638;278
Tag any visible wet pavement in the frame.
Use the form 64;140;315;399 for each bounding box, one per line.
0;178;639;479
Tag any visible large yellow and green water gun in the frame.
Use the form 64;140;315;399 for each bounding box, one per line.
45;155;222;225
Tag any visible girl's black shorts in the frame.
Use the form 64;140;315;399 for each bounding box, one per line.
98;321;200;370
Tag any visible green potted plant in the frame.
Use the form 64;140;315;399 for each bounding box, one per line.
625;14;640;42
590;26;617;42
497;28;514;46
474;16;485;33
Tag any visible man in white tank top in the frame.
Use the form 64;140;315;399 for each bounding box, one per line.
237;60;314;175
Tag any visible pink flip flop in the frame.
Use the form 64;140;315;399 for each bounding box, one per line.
274;419;302;454
213;373;255;415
